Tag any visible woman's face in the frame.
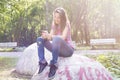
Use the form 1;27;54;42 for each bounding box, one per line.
54;12;61;25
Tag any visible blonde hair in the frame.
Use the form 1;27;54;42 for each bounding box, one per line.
53;7;69;32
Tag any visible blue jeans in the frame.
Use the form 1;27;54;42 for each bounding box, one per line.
36;36;74;65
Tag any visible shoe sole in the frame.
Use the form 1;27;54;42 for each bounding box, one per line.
32;65;47;78
48;74;55;80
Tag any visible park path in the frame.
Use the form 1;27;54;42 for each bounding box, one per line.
75;50;120;55
0;52;22;58
0;50;120;58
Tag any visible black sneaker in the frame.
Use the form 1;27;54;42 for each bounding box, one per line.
38;62;48;74
48;64;58;79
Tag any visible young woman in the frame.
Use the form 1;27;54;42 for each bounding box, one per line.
36;7;74;79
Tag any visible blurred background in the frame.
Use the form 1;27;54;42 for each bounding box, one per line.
0;0;120;47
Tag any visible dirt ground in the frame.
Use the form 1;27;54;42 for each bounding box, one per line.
0;69;31;80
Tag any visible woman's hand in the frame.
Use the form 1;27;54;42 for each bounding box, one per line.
41;30;52;40
41;30;48;39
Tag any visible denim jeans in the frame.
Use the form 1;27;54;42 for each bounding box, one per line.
37;36;74;65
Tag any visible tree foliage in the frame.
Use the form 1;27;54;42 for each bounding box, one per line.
0;0;120;46
0;0;46;46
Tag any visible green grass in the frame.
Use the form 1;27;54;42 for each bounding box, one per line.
85;53;120;80
0;48;14;52
0;57;29;80
0;57;18;71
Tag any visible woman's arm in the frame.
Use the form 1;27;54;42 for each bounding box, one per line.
44;29;54;40
46;23;69;40
61;26;68;40
48;25;69;40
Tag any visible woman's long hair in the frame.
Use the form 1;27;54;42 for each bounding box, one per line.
53;7;69;32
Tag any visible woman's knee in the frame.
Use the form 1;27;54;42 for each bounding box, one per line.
52;37;62;44
36;37;44;45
